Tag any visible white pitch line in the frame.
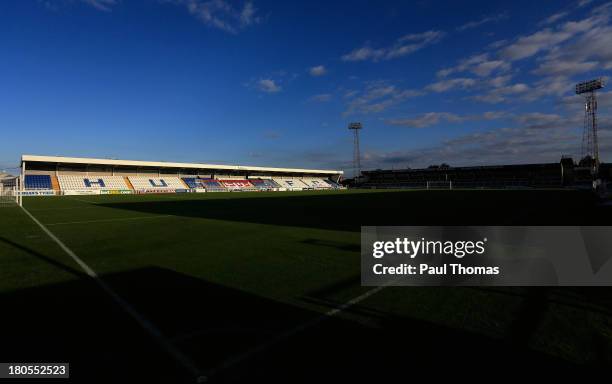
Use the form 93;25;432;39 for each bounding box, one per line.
29;206;101;212
66;196;100;204
45;215;174;226
19;205;204;382
206;283;389;378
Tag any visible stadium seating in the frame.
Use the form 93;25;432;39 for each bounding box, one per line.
181;177;231;191
181;177;198;188
58;175;129;190
128;176;186;190
25;175;52;190
219;179;256;191
29;174;341;193
300;178;332;189
199;179;227;192
249;179;280;190
324;179;342;188
272;178;308;190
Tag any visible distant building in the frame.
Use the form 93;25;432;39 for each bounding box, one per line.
356;158;610;189
0;172;14;180
0;172;17;187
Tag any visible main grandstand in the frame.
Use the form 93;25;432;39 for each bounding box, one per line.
19;155;343;195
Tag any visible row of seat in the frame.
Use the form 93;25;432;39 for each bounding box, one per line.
26;175;341;192
25;175;52;189
250;179;280;190
128;177;186;190
180;177;337;191
57;175;130;190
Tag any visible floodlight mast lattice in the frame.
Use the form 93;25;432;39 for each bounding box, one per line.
575;78;605;174
348;122;363;178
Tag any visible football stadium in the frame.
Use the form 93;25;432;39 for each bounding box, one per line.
1;153;611;382
2;1;612;383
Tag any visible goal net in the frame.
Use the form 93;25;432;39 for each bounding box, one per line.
0;182;19;207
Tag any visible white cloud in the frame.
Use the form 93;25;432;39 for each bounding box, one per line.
534;21;612;76
488;39;508;49
457;12;508;31
364;114;590;168
387;111;507;128
342;30;445;62
472;82;530;103
500;29;573;61
472;60;511;76
256;78;281;93
341;46;385;62
540;11;569;26
80;0;117;11
352;4;612;167
246;71;296;94
343;82;422;115
177;0;261;33
502;83;530;93
425;77;476;92
521;76;573;101
437;54;511;78
482;111;508;120
513;112;564;128
499;15;604;61
533;59;598;76
436;5;612;106
239;1;258;26
309;65;327;77
488;74;513;88
437;54;488;77
343;90;358;99
387;112;463;128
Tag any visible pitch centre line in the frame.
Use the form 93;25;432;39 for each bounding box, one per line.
19;205;204;382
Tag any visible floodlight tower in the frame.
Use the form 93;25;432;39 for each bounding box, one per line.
576;78;605;174
348;122;363;178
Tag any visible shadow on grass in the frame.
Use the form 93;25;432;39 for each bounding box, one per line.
97;190;609;232
0;236;87;279
301;238;361;252
0;266;585;383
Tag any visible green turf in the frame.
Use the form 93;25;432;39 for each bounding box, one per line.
1;189;611;382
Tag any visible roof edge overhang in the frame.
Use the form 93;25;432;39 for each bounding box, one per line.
21;155;343;175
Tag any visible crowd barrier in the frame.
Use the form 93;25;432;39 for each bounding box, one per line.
100;190;133;195
17;190;57;196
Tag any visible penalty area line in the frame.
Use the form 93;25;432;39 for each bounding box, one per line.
19;205;205;383
206;283;389;379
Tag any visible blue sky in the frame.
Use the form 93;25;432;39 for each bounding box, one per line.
1;0;612;175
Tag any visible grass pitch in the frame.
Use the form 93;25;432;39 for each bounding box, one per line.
1;189;611;382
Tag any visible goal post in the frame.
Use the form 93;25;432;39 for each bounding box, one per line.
0;181;20;207
19;172;23;207
19;177;23;207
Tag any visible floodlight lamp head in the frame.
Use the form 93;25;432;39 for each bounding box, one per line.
348;122;363;130
575;78;605;94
